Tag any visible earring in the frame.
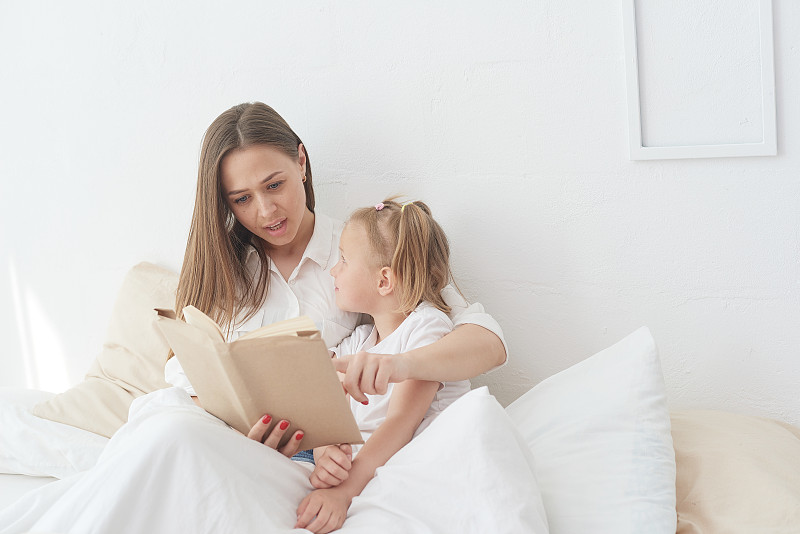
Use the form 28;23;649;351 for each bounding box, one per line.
302;174;307;183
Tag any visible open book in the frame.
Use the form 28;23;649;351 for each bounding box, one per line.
155;306;363;450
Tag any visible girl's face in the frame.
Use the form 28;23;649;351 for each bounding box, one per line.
330;223;383;314
220;144;312;252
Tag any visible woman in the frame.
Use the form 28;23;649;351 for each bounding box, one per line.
0;102;506;534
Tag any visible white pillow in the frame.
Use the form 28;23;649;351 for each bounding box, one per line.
32;262;175;438
342;387;549;534
0;388;108;479
505;327;676;534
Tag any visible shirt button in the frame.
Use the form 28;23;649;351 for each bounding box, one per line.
289;279;296;285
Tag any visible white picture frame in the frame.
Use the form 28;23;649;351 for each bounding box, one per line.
622;0;777;160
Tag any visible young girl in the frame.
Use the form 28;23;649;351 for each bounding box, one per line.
294;199;471;533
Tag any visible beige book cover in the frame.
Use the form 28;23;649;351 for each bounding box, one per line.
155;306;363;450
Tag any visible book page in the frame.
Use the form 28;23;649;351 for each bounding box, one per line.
237;315;317;341
182;305;225;342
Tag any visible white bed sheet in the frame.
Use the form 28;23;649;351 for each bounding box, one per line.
0;475;54;511
0;389;59;511
0;387;547;534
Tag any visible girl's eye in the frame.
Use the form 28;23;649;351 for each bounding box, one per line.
234;195;249;205
267;181;283;190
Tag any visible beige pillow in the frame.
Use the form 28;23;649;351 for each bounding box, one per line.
672;409;800;534
32;262;177;438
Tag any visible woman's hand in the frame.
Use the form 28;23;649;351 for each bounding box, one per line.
332;351;410;403
310;444;353;489
295;487;351;533
246;414;304;457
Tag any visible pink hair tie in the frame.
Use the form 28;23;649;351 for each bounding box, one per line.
375;202;385;211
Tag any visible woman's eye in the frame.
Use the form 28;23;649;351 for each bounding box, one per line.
267;181;283;190
234;195;249;204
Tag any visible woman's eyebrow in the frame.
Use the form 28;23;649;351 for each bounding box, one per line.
226;171;283;196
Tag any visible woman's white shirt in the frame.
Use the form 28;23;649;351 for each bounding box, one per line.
164;212;507;395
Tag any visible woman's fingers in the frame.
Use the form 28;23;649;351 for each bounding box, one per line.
375;358;407;395
246;414;274;442
360;356;380;395
278;430;304;457
333;351;410;402
339;353;366;402
263;419;291;450
247;415;303;456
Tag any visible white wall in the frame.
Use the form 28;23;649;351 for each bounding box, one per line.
2;1;798;423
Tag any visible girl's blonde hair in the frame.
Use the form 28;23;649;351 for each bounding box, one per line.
348;198;453;315
175;102;314;334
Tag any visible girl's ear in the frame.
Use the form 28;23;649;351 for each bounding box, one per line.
377;266;396;296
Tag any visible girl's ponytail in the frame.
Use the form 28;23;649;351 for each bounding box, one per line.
392;201;452;314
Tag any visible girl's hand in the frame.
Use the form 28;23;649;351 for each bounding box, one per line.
246;414;304;457
295;487;351;533
332;351;410;403
310;444;353;489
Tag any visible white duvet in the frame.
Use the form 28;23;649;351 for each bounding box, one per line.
0;387;548;534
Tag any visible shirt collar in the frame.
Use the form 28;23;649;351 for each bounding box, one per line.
303;212;335;270
244;211;335;271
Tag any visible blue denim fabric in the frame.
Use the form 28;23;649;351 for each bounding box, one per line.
291;449;315;464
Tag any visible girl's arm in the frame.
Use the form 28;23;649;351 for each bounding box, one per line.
295;379;439;533
334;323;505;403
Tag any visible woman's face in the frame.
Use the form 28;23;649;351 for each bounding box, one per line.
220;144;312;253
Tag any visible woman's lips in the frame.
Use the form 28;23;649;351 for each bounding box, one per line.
264;218;285;231
262;218;288;237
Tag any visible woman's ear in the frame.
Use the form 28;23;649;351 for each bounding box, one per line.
297;143;307;175
377;266;396;296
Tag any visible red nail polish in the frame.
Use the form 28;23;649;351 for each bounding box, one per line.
279;420;289;430
295;432;304;441
361;400;369;405
262;415;272;424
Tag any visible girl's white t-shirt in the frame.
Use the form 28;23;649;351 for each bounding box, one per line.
331;302;471;456
165;212;506;395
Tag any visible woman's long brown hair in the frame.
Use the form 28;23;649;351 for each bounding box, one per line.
174;103;315;341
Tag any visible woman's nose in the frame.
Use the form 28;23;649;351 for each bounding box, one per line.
255;194;276;218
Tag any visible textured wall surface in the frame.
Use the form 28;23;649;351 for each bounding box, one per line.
1;1;798;423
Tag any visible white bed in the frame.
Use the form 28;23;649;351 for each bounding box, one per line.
0;476;52;511
0;389;60;510
0;390;56;510
2;263;798;533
